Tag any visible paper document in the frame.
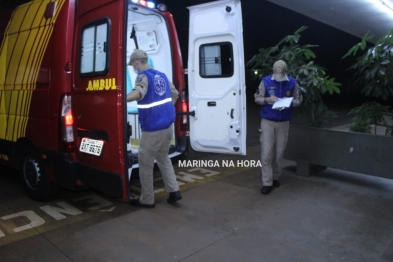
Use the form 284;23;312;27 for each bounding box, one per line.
272;97;294;110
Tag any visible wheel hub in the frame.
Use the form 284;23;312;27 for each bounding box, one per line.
24;157;41;190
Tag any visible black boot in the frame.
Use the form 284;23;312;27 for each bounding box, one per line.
167;191;182;203
261;186;272;195
130;199;155;208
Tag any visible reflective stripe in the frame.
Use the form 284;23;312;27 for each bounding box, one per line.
137;97;172;109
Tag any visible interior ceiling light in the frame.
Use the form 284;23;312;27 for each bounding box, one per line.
382;0;393;9
371;0;393;16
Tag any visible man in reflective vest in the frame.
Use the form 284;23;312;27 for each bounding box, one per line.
255;60;303;195
127;49;182;208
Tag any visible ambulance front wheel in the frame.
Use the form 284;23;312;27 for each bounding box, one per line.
19;147;59;201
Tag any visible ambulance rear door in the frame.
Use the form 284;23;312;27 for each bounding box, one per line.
71;0;127;198
188;0;247;155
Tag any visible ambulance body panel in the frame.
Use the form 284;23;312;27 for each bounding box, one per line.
0;0;245;200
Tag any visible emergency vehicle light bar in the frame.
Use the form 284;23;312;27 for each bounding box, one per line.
131;0;156;9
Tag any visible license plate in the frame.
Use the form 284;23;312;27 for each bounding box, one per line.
79;138;104;156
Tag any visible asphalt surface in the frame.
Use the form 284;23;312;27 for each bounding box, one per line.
0;100;392;261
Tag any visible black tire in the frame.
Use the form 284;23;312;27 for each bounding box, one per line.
19;147;58;201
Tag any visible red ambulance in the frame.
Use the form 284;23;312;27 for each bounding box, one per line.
0;0;246;201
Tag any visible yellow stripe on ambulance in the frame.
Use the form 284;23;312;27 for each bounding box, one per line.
0;0;66;141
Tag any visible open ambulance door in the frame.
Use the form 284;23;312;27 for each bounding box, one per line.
71;0;128;199
187;0;247;155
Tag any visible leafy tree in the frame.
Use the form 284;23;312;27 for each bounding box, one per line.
247;26;341;127
343;30;393;136
343;30;393;100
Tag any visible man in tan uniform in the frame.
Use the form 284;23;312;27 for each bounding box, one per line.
127;49;182;207
255;60;302;195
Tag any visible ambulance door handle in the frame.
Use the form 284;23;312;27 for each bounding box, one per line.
177;111;195;117
230;109;234;119
64;62;72;73
207;101;216;106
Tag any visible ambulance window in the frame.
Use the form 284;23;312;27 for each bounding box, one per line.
80;21;109;75
200;42;233;78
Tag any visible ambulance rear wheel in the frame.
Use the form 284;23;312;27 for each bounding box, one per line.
19;148;58;201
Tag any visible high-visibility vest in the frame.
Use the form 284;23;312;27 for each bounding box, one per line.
137;69;175;131
259;75;296;122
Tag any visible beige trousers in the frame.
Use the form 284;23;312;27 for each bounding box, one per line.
138;124;179;205
259;118;289;186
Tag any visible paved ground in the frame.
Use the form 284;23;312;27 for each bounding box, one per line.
1;100;392;261
1;142;393;261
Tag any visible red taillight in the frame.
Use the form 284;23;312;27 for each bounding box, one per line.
61;95;74;143
182;101;188;124
180;91;188;131
182;101;187;113
65;109;73;126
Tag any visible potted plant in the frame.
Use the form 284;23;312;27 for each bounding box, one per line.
348;101;392;136
343;30;393;136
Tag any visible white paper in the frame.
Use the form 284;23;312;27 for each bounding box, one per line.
272;97;294;110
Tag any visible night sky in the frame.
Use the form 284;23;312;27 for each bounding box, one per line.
0;0;368;101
